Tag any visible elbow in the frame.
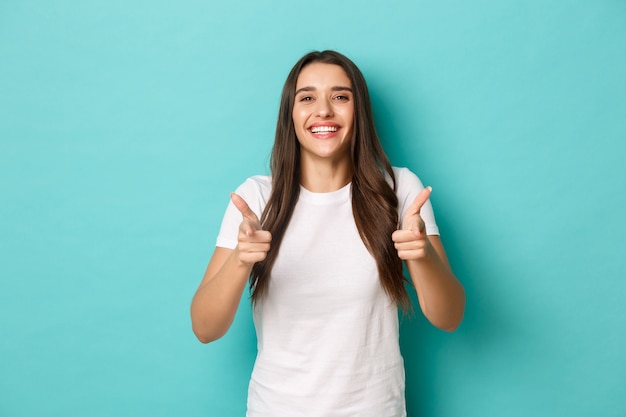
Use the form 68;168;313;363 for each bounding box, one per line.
433;314;464;332
191;318;227;344
195;334;215;344
190;303;230;344
431;290;466;332
438;319;462;332
193;328;213;344
429;311;463;332
192;325;225;344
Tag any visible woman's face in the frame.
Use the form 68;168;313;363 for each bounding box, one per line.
292;63;354;164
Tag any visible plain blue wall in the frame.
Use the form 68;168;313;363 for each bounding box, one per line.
1;1;625;416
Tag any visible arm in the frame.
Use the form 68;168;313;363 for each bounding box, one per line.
392;187;466;331
190;194;271;343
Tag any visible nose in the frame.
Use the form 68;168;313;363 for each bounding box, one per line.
316;98;333;118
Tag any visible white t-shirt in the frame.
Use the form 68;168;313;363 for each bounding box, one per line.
216;167;438;417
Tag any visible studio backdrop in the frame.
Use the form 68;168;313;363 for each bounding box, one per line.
1;1;624;416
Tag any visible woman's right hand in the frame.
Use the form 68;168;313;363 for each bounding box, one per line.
230;193;272;266
191;193;271;343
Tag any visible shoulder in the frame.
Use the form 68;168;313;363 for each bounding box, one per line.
392;166;426;191
240;175;271;189
216;175;271;248
233;175;272;218
392;166;439;234
236;175;272;197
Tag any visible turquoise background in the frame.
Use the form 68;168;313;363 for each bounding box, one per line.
1;0;625;416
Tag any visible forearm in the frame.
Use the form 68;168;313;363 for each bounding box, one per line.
191;249;251;343
406;238;465;331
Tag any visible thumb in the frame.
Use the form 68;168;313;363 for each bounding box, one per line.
231;193;260;228
402;186;432;229
406;186;432;217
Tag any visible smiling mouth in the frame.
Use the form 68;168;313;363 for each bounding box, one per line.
310;126;338;134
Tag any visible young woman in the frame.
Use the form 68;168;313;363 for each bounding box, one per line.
191;50;465;417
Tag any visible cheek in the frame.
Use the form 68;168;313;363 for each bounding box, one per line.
293;108;310;130
343;110;355;135
346;108;355;125
292;117;306;142
292;104;307;119
339;105;355;128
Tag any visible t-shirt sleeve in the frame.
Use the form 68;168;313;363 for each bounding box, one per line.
215;176;271;249
394;167;440;236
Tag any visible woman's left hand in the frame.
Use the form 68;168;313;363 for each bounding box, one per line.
392;186;432;260
392;186;466;331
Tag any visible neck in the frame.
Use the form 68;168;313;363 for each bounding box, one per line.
300;156;352;192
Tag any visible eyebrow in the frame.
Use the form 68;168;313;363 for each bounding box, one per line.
295;86;353;95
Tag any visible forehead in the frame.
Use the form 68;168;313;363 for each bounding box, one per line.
295;63;352;89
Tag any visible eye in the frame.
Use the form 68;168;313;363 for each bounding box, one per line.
334;94;350;101
298;95;314;102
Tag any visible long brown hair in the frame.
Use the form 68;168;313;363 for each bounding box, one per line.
251;50;410;310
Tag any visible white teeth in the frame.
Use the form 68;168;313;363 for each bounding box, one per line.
311;126;338;133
